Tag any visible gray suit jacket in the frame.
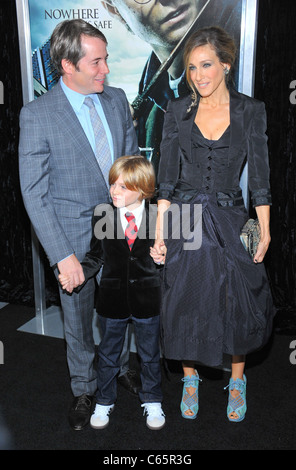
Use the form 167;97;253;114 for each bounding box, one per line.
19;81;139;266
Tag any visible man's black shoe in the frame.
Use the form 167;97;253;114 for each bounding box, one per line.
68;394;93;430
118;370;141;396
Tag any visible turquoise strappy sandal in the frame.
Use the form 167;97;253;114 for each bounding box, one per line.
180;370;202;420
224;375;247;422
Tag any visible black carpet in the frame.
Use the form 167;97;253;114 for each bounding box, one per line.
0;304;295;452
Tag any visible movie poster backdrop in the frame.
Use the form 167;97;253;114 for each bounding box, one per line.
16;0;258;323
27;0;244;163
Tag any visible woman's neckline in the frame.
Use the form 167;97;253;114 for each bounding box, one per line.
194;122;230;142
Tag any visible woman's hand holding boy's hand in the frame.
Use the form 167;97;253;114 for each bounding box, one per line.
150;239;167;265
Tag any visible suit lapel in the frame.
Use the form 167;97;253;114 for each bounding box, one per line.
113;207;125;242
132;203;156;250
115;203;155;251
98;91;119;161
178;88;245;162
52;83;108;188
228;87;244;159
178;95;197;163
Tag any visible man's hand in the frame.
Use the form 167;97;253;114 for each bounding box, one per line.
57;254;85;293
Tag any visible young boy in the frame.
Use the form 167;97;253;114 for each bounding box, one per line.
59;155;165;430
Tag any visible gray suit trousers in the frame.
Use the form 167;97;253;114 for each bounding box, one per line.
59;277;97;396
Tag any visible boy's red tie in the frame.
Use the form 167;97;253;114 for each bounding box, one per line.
125;212;138;250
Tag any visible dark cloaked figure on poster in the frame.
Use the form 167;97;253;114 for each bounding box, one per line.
101;0;242;175
18;19;140;430
151;27;275;423
59;156;165;431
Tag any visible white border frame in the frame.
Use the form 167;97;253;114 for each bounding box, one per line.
16;0;46;332
238;0;259;208
238;0;259;96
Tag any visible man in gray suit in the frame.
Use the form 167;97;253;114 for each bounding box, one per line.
19;19;139;430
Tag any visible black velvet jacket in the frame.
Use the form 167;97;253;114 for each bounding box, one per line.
158;88;272;208
79;203;162;319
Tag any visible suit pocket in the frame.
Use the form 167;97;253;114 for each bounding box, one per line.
134;276;161;288
54;202;81;219
100;278;121;289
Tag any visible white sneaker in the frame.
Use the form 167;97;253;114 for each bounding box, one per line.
90;404;114;429
141;402;165;430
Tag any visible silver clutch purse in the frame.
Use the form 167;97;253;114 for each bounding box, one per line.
240;218;261;258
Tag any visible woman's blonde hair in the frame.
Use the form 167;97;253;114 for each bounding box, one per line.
109;155;156;201
184;26;237;108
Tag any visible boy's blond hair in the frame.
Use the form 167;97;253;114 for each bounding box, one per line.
109;155;155;200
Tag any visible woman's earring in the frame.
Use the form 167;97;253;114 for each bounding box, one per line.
224;68;229;75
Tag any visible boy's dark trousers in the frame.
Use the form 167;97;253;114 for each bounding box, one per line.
95;314;163;405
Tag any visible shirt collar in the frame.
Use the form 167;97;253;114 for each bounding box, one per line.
120;199;145;219
60;77;100;112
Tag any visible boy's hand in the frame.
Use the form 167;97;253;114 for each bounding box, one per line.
58;274;74;293
150;239;166;265
57;254;85;293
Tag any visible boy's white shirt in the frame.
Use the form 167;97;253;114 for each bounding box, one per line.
119;199;145;232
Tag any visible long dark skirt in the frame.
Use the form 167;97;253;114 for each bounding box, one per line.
160;193;275;367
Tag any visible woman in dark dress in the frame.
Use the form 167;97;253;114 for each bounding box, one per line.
151;27;275;423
